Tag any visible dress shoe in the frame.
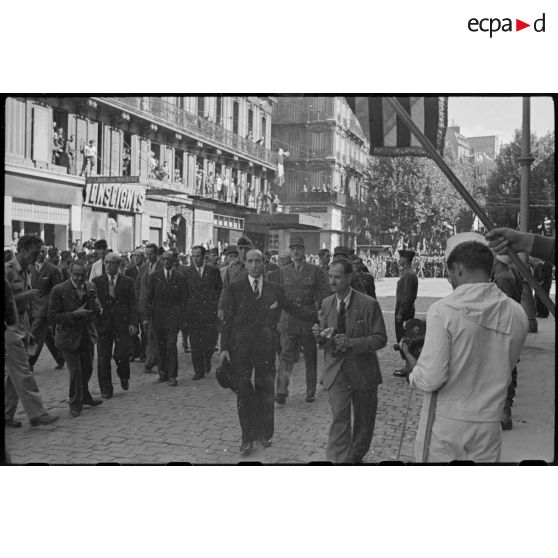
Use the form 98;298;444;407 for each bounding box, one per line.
275;394;286;405
168;378;178;386
306;394;316;403
54;361;65;370
192;373;205;381
30;414;59;426
240;441;254;456
28;358;34;372
129;356;135;362
83;398;103;406
393;368;408;377
69;409;81;418
121;378;129;391
259;438;272;448
143;367;155;374
158;376;169;383
101;392;113;399
5;418;22;428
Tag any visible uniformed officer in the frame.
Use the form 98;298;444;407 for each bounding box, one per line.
393;249;419;377
276;236;330;404
218;236;251;321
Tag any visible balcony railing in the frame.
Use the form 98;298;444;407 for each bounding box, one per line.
290;191;347;206
102;97;278;167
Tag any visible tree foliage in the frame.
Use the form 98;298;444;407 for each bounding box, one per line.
486;130;555;232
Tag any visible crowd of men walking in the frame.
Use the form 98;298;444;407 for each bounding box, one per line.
4;227;555;463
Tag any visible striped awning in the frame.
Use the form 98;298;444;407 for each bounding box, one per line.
346;97;448;157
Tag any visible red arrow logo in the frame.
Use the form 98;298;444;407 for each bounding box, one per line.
516;19;530;31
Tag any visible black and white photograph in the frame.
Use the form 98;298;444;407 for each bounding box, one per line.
3;94;555;465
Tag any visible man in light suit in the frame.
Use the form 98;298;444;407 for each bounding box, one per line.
28;246;65;371
48;259;104;417
92;252;138;398
313;258;387;464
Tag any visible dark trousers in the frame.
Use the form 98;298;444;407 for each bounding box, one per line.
326;368;378;464
156;326;179;379
504;365;518;416
60;336;95;412
536;281;552;317
190;323;218;376
29;316;64;366
97;330;131;396
133;321;146;359
234;354;276;443
395;311;415;360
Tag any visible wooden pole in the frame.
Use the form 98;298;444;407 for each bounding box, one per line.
386;97;555;318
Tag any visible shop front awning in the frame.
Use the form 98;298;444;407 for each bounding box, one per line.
246;213;323;231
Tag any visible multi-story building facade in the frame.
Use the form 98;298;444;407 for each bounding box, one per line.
447;126;499;163
271;96;369;252
4;96;278;253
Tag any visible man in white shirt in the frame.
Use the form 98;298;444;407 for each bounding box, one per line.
79;139;97;177
401;233;528;463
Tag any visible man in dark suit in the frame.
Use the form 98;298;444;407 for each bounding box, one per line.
276;236;330;405
183;245;222;380
48;259;103;417
138;243;163;373
146;250;188;386
125;248;145;361
29;246;65;371
92;252;138;398
313;259;387;463
220;249;318;456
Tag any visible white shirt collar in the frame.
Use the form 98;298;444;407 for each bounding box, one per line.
336;288;353;311
196;264;205;275
248;274;263;289
108;272;119;284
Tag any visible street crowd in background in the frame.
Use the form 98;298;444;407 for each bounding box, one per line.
4;226;555;464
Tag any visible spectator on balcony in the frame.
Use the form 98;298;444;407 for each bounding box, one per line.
174;169;183;184
215;173;223;200
196;165;205;195
122;147;131;176
60;135;76;175
256;137;265;146
79;139;97;177
271;191;280;213
232;179;239;204
148;152;156;177
302;183;309;200
52;127;64;165
246;131;254;142
312;185;320;193
206;172;215;197
158;161;170;181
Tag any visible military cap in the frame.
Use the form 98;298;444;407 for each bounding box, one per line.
237;237;252;247
208;247;219;255
225;245;239;255
289;236;305;248
398;249;416;261
444;232;488;260
333;246;349;257
318;248;330;257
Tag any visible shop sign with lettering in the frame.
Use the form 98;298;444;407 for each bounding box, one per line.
84;182;145;213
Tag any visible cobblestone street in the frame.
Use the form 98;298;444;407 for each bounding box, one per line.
5;279;555;464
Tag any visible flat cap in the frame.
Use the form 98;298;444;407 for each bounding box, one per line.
225;245;239;255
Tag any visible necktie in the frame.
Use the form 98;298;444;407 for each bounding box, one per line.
253;278;260;298
109;275;116;298
198;267;203;277
166;270;170;282
337;300;346;334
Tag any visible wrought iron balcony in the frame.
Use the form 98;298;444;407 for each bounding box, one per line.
100;97;278;168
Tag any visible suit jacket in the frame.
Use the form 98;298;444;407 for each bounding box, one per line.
184;265;222;326
92;273;138;335
48;279;103;351
146;268;188;329
278;261;330;334
319;289;387;391
221;278;318;361
30;261;61;319
138;260;163;315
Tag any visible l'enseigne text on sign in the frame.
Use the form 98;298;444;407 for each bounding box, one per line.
83;180;145;213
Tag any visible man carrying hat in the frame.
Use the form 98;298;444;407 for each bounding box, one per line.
275;236;330;404
400;233;528;462
393;249;418;377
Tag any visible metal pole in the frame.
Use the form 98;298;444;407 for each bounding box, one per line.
386;97;555;318
519;97;538;332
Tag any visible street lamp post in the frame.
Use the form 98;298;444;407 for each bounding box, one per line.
519;97;538;333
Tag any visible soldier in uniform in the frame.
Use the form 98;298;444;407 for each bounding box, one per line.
263;250;279;278
318;248;331;275
275;236;330;404
393;249;419;377
218;236;251;321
